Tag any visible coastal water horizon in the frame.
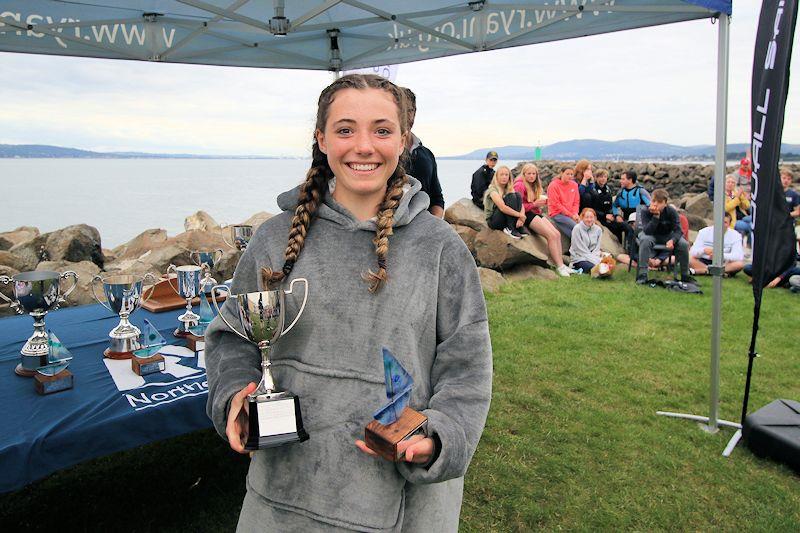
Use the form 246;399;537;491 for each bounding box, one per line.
2;157;732;249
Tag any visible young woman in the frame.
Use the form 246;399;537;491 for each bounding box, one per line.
514;163;573;276
484;165;527;239
575;159;594;211
205;74;492;532
547;165;580;238
724;174;752;246
569;208;603;273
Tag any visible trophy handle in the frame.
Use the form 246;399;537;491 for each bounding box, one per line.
281;277;308;335
189;251;200;267
215;248;224;263
90;275;115;314
220;224;234;249
59;270;79;303
210;284;250;342
0;276;16;307
165;264;181;296
142;272;158;303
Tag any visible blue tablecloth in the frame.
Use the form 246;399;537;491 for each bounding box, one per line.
0;304;213;493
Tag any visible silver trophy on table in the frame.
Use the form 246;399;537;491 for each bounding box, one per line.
222;224;254;251
0;270;78;376
166;264;207;338
91;273;157;359
190;249;223;293
212;276;309;450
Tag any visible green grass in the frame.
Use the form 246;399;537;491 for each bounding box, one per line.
2;270;798;531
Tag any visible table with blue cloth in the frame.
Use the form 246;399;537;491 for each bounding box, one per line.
0;304;214;494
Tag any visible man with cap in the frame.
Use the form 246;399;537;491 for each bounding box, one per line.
403;87;445;218
471;151;498;209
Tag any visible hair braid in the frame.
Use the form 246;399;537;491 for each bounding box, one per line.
363;167;408;292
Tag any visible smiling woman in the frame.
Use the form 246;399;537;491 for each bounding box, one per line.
203;74;493;532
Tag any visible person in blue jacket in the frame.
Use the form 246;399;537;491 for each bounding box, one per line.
612;170;651;245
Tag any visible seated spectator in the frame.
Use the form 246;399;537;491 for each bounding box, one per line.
781;167;800;219
471;151;498;209
724;174;752;245
737;157;752;194
576;159;594;211
484;165;527;239
744;253;800;288
591;169;625;242
689;212;745;276
514;163;573;276
612;170;651;246
636;189;694;284
570;208;603;273
547;165;580;239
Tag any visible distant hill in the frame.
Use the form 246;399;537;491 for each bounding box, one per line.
0;144;279;159
443;139;800;160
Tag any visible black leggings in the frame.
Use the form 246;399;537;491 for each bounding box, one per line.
487;192;522;231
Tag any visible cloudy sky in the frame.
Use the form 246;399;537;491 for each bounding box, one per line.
0;1;797;157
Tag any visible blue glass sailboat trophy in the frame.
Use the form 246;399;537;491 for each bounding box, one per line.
131;319;166;375
34;331;74;395
186;288;215;351
364;348;428;461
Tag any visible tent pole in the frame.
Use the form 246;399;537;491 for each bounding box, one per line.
656;13;738;444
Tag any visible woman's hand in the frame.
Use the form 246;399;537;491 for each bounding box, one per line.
226;382;258;454
355;435;436;464
534;198;547;207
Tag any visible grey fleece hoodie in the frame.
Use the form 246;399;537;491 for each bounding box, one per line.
204;177;492;532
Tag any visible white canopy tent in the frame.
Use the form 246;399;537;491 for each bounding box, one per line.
0;0;737;435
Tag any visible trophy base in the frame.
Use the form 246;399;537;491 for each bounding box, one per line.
245;394;309;451
173;328;194;339
185;333;205;352
35;369;74;395
104;347;135;360
132;353;165;376
15;364;37;377
364;407;428;462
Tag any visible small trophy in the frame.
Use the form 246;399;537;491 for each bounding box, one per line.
165;264;207;338
222;224;253;251
35;331;74;395
186;291;215;351
211;275;309;450
91;273;157;359
131;319;166;375
0;270;78;376
364;348;428;462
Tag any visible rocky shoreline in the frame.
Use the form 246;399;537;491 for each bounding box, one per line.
2;162;798;313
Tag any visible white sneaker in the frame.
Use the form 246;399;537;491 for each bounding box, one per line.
503;227;521;240
557;265;572;277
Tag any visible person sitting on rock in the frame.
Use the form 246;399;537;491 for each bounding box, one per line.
589;169;626;243
636;189;694;285
612;170;651;247
569;208;603;273
575;159;594;211
689;212;745;276
471;151;498;209
484;165;527;240
514;163;573;276
547;165;580;239
724;174;751;246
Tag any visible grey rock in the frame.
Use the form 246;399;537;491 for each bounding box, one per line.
503;263;558;282
0;226;40;251
473;228;548;269
10;224;104;271
477;267;506;293
444;199;485;231
184;210;220;233
112;229;169;260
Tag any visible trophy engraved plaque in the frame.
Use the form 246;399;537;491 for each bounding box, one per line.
165;264;207;338
211;275;309;450
35;331;74;395
364;348;428;462
91;273;157;359
131;319;166;375
0;270;78;376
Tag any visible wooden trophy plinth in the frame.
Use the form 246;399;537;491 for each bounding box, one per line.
35;369;74;395
132;353;165;376
185;333;205;352
364;407;428;462
104;347;134;360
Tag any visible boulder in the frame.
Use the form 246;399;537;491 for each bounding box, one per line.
215;249;244;282
684;193;714;220
240;212;274;233
600;226;624;256
0;226;39;251
35;260;101;307
503;263;559;282
478;267;506;293
0;251;26;272
184;210;220;233
444;199;485;231
451;224;478;254
104;230;227;277
684;213;711;232
112;229;169;261
9;224;104;272
473;229;549;270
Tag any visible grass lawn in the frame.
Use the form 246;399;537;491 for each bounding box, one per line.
2;269;798;531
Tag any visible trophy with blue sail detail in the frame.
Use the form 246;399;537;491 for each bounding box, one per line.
131;319;166;375
364;348;428;461
35;331;74;395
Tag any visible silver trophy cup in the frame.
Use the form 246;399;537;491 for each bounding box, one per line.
166;264;207;338
222;224;253;251
212;278;309;450
91;273;157;359
190;249;222;293
0;270;78;376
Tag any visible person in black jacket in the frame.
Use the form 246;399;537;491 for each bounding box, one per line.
403;88;445;217
471;151;498;209
636;188;694;284
590;169;626;242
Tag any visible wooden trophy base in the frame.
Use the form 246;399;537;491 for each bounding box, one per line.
15;364;36;377
364;407;428;462
35;369;74;395
104;347;134;360
245;394;309;450
185;333;205;352
140;278;226;313
132;353;165;376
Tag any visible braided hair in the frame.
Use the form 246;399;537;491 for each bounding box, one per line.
263;74;410;293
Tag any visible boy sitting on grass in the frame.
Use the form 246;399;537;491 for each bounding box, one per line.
689;212;745;276
636;188;695;285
